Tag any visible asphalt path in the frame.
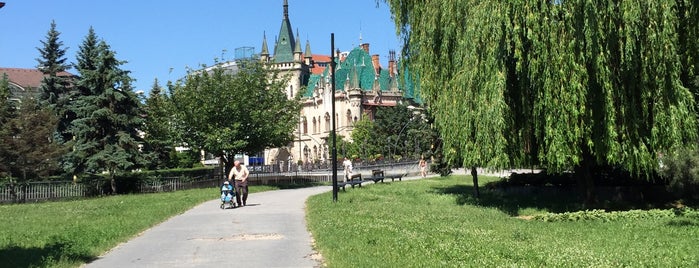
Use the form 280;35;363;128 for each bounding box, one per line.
82;168;520;268
84;186;333;268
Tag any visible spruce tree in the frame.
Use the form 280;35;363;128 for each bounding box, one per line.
36;20;73;142
142;78;174;169
66;31;145;193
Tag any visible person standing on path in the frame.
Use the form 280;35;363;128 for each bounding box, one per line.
228;160;250;207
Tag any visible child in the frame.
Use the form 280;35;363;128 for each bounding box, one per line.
220;181;235;208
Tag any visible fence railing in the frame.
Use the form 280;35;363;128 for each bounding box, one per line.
0;160;422;204
0;181;86;203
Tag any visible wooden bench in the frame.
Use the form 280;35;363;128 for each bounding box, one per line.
384;173;405;182
367;169;385;183
338;174;364;191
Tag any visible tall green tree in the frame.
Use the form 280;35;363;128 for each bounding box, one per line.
169;60;300;175
0;96;66;182
385;0;698;201
0;74;16;178
65;30;145;193
36;20;73;142
142;78;174;169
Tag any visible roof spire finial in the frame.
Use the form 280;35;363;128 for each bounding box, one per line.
284;0;289;19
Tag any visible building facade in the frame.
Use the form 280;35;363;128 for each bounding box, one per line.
260;1;420;168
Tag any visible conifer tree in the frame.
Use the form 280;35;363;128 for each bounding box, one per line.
36;20;73;142
142;78;174;169
66;30;145;193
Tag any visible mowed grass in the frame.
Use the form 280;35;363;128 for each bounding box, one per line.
306;176;699;267
0;185;279;268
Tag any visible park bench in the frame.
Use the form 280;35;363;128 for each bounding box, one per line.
384;173;405;182
338;174;364;191
367;169;385;183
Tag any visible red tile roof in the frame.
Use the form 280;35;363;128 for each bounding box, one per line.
0;67;73;89
310;54;331;75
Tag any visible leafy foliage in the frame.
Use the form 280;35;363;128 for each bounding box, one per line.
35;20;74;143
0;97;66;180
169;59;300;173
385;0;698;178
65;29;145;191
142;79;175;169
659;146;699;199
533;208;699;222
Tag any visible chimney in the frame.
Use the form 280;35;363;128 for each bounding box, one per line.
360;43;370;53
388;50;397;77
371;54;380;75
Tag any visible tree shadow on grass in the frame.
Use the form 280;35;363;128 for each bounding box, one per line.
431;185;584;216
0;239;95;267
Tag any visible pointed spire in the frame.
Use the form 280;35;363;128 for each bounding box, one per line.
372;75;380;92
304;40;312;58
294;30;302;53
273;0;295;62
350;62;360;89
261;32;269;56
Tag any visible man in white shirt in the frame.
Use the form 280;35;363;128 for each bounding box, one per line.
228;160;249;207
342;157;353;183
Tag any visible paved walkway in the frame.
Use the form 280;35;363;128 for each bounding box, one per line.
84;186;333;268
83;168;517;268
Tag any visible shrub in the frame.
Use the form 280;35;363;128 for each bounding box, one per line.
659;147;699;200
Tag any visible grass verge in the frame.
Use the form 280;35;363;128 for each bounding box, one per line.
306;175;699;267
0;185;278;268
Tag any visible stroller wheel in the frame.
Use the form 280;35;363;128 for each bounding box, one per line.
220;203;224;209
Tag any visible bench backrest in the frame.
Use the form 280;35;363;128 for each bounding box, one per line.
372;169;384;177
350;174;362;181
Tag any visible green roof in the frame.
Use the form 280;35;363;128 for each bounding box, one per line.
273;15;295;62
303;47;420;103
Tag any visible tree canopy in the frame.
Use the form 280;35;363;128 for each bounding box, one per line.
65;29;145;191
385;0;698;178
35;20;73;142
169;60;300;173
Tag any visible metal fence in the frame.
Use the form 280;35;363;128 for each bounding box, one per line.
0;181;86;203
0;160;422;204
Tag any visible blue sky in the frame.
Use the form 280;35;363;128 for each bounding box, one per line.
0;0;401;94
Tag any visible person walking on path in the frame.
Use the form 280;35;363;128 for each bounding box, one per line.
228;160;249;207
342;157;353;182
419;157;428;178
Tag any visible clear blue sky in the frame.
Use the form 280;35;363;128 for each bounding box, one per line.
0;0;401;94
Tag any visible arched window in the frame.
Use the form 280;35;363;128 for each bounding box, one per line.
302;117;308;134
325;112;331;132
312;117;317;134
346;110;352;127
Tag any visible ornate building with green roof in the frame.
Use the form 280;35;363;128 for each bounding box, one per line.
260;1;420;168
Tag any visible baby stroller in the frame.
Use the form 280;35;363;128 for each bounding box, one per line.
220;181;235;209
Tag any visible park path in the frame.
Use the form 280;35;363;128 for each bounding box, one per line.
83;186;332;268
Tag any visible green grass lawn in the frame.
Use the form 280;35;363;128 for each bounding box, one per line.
0;185;279;268
306;176;699;267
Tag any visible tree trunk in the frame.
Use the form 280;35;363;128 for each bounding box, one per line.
110;171;117;194
575;151;596;208
471;166;480;198
221;153;234;181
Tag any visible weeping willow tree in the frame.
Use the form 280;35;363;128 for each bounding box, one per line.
385;0;698;201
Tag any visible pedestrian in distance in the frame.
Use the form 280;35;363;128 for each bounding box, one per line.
342;157;353;183
419;156;428;178
228;160;250;207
